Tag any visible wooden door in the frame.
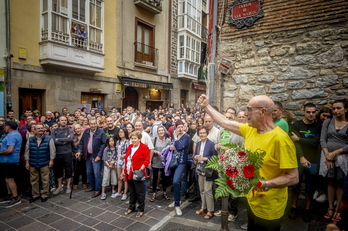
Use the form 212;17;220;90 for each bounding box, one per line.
123;87;138;110
18;88;44;115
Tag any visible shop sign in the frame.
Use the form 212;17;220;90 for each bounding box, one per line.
193;83;206;91
228;0;264;28
123;79;172;90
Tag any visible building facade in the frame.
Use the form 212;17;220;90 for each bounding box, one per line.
0;0;7;117
214;0;348;117
7;0;120;116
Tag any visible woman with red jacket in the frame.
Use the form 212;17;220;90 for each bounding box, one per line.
122;131;150;218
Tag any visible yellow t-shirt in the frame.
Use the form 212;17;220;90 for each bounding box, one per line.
239;123;297;220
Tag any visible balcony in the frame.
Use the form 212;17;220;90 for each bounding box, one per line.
134;42;158;70
40;29;104;73
134;0;162;14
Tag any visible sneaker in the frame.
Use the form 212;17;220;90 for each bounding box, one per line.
3;197;21;208
313;191;319;200
121;194;128;201
101;193;106;200
175;206;182;216
0;196;12;204
66;188;72;194
52;187;63;195
303;209;312;222
50;187;56;193
111;192;117;199
316;194;327;203
241;223;248;230
288;207;298;219
168;202;175;208
228;214;237;221
215;210;222;216
115;193;122;198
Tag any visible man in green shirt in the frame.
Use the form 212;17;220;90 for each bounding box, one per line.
272;101;289;133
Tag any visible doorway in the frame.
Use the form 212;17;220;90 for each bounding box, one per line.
18;88;44;116
123;87;138;110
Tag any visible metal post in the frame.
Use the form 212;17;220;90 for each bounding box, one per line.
221;196;229;231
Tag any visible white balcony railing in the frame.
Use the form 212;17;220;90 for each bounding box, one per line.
40;29;104;73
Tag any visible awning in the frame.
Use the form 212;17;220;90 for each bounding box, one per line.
193;82;206;91
119;77;173;90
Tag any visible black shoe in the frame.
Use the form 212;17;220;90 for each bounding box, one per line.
303;209;312;222
3;197;21;208
29;197;40;203
288;207;298;219
188;195;201;202
41;197;48;202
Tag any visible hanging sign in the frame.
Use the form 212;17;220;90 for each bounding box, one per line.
228;0;264;29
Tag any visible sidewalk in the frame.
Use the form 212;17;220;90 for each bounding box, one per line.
0;186;331;231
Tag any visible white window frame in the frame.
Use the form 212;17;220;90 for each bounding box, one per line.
41;0;104;53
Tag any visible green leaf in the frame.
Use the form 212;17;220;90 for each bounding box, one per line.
206;155;219;170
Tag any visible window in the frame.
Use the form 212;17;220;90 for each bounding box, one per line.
41;0;104;53
72;0;86;22
135;20;156;65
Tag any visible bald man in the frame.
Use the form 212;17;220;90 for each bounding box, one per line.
197;94;298;231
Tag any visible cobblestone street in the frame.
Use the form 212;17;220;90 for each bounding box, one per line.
0;184;330;231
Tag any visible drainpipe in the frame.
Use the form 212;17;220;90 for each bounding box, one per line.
208;0;217;105
5;0;12;112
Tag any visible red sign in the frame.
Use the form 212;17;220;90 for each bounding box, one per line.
231;1;259;20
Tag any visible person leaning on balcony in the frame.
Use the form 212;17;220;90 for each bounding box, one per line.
77;26;87;48
70;24;80;46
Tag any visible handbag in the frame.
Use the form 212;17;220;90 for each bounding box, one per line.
196;161;213;177
169;152;179;169
132;170;145;181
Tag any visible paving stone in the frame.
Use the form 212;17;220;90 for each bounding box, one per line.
74;214;90;222
22;207;51;218
0;210;22;222
95;211;119;223
81;207;104;217
93;222;119;230
62;209;81;218
126;221;151;231
146;207;170;218
0;221;11;230
50;218;81;230
110;216;135;229
37;213;64;224
82;217;100;227
17;221;52;231
73;225;96;231
144;217;160;226
68;202;92;212
5;215;35;229
56;198;80;207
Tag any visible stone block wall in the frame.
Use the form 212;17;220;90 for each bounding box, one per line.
215;0;348;118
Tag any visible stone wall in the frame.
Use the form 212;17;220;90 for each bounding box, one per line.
215;0;348;118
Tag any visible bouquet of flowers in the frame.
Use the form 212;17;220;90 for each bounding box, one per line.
206;143;266;199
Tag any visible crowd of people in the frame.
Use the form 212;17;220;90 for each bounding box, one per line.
0;96;347;231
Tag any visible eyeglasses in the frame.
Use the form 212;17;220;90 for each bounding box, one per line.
246;106;263;112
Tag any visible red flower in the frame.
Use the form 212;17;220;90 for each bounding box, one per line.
226;165;238;177
220;155;227;161
226;179;235;189
237;151;248;162
256;181;262;188
242;164;256;178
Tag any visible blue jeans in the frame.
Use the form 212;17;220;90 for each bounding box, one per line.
292;162;318;195
173;163;187;207
86;155;102;192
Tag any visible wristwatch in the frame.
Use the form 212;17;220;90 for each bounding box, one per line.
263;181;269;191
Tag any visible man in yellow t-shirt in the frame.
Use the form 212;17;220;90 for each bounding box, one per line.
197;94;298;231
